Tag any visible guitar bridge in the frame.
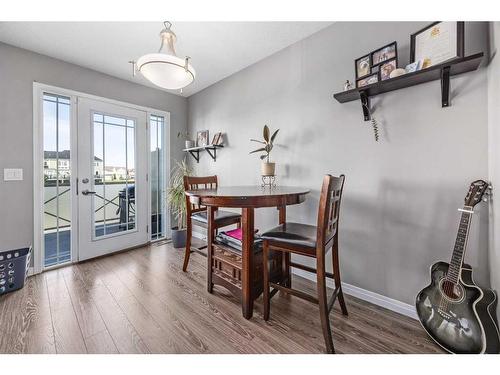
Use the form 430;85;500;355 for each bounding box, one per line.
438;309;452;320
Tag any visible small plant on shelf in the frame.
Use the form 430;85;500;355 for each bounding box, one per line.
250;124;279;177
167;159;193;247
178;131;195;149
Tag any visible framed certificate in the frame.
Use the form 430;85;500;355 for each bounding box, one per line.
410;22;464;68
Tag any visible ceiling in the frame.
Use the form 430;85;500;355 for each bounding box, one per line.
0;22;332;97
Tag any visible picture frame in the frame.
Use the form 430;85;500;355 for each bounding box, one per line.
370;41;397;67
211;132;223;146
196;130;209;147
410;21;464;67
356;73;378;88
354;54;372;80
379;58;398;81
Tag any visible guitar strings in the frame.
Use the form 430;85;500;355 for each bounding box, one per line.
438;210;470;313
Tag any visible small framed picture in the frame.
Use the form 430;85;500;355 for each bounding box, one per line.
211;132;223;145
371;42;397;67
355;54;371;79
357;73;378;88
196;130;209;147
410;21;464;67
379;58;397;81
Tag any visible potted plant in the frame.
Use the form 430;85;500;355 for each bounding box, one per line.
250;124;279;176
178;131;195;149
167;159;193;248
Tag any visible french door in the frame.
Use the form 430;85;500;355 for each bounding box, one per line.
35;84;170;272
77;98;149;261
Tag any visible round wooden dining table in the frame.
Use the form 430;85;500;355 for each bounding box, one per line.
185;185;310;319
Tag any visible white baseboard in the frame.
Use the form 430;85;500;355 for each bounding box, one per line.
292;268;418;320
27;266;35;277
191;230;418;320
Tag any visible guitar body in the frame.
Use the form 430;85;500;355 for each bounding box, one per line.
416;261;500;353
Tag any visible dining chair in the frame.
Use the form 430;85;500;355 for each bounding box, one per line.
183;175;241;272
260;174;347;354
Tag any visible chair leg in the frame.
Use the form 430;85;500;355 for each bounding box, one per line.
317;257;335;354
332;243;348;316
263;240;270;321
182;221;192;272
207;207;215;294
285;253;291;288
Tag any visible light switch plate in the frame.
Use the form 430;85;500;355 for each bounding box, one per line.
4;168;23;181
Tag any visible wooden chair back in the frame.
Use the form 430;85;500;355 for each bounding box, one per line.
316;174;345;252
184;175;218;216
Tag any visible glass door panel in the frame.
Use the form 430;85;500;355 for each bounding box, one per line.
42;94;72;268
150;114;166;240
92;113;136;238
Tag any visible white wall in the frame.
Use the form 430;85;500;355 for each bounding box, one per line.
0;42;188;252
488;22;500;322
188;22;491;306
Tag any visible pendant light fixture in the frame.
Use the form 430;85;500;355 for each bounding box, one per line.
134;21;195;90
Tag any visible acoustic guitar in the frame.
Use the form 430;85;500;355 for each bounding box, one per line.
416;180;500;354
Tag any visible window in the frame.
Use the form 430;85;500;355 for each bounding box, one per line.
150;114;167;240
43;93;72;267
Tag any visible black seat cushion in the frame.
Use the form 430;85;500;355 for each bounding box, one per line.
191;210;241;224
260;222;317;249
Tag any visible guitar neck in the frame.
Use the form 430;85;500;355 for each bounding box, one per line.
447;206;473;283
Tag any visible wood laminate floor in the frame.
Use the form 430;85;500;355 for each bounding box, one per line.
0;241;444;354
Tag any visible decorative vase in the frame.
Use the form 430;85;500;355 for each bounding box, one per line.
171;227;187;248
185;140;195;149
261;162;276;176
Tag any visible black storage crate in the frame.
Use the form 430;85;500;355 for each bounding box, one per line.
0;246;31;296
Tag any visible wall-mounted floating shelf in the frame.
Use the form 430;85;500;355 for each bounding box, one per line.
333;52;484;121
183;144;224;163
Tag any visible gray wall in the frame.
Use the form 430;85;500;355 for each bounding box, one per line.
0;42;188;252
488;22;500;321
188;22;491;305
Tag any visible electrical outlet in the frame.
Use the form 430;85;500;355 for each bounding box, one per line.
3;168;23;181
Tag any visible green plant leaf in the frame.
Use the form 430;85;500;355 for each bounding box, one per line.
260;154;268;160
249;147;267;154
263;125;270;142
166;159;193;230
250;139;266;144
270;128;279;143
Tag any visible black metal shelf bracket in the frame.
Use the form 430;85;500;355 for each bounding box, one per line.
360;91;370;121
188;150;200;163
205;147;217;161
441;66;451;108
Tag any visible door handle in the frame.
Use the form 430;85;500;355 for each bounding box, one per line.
82;190;97;196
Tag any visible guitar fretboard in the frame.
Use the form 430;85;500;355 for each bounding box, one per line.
447;207;472;284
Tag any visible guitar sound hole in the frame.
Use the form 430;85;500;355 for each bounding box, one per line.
439;279;464;302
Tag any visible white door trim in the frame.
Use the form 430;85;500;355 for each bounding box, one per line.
33;82;171;274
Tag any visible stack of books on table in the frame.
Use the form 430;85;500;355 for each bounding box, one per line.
215;228;261;253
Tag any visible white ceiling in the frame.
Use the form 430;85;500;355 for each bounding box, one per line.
0;22;332;97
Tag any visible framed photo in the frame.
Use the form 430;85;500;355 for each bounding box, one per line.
410;21;464;68
211;132;223;145
357;73;378;88
355;54;371;79
379;58;397;81
196;130;209;147
371;42;397;67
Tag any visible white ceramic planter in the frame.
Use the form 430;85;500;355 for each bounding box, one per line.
185;140;195;149
261;162;276;176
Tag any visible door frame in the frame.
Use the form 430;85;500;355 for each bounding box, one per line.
33;82;171;274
